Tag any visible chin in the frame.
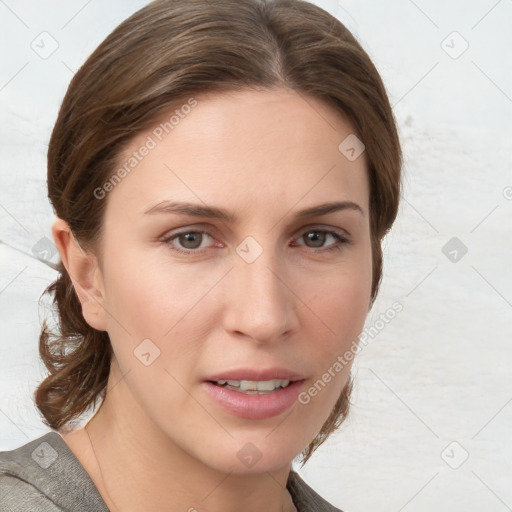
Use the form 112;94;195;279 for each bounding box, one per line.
193;434;302;476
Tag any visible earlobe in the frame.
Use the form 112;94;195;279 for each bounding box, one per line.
51;218;108;332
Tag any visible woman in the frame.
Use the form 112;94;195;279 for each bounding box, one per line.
0;0;401;510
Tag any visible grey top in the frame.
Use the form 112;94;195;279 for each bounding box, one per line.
0;431;342;511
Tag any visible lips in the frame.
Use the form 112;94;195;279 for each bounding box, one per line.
202;367;306;419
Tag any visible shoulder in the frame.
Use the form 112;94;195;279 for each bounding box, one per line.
0;473;62;512
0;432;108;512
287;470;344;512
0;432;65;512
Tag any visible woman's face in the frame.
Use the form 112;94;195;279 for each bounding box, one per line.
93;88;372;473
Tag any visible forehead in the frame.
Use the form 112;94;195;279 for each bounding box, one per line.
106;88;369;218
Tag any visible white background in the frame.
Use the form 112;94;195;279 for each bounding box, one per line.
1;1;511;510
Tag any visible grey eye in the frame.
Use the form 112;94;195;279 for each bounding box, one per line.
303;231;327;247
178;232;203;249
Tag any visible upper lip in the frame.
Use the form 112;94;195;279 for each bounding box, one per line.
204;367;305;382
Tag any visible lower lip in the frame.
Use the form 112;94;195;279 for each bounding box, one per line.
202;380;304;420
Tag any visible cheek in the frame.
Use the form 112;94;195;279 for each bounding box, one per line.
97;254;215;402
326;273;370;330
102;257;165;332
295;263;371;426
307;258;372;332
299;253;372;378
100;247;225;345
292;276;369;446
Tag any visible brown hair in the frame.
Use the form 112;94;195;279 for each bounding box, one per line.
36;0;401;464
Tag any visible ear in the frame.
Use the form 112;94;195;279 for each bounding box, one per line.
52;218;107;332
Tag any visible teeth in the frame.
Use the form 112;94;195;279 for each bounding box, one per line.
215;379;290;392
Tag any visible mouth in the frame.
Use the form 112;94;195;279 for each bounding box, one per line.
208;379;292;394
202;368;305;419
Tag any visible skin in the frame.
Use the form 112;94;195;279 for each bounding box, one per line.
54;88;372;512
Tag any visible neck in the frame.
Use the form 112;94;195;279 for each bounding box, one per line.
64;361;297;512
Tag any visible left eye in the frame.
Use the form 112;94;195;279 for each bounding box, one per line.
296;230;346;249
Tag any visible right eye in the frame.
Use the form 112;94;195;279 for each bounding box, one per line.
161;230;219;254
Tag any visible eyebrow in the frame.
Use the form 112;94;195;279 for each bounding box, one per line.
144;200;364;221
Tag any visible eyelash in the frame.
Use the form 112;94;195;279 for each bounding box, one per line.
161;228;350;255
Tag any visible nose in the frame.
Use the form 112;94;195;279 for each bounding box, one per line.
221;249;298;344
